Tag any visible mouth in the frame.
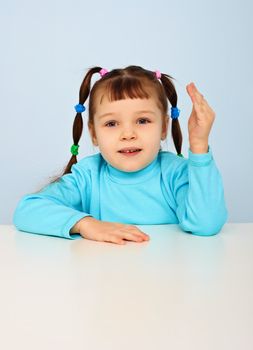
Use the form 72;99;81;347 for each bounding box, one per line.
118;148;142;154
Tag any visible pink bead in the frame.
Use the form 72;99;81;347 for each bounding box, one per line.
155;70;161;79
99;68;108;77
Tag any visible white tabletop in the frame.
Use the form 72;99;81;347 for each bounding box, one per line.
0;223;253;350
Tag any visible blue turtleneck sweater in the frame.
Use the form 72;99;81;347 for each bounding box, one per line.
13;148;228;239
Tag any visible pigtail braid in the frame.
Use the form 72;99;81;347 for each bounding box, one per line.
160;74;183;156
49;67;103;185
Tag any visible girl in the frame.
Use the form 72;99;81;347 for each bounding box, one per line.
13;65;228;244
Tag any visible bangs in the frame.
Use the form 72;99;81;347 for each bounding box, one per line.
89;68;168;117
102;77;153;102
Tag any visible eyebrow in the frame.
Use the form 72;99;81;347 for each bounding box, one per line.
98;110;156;119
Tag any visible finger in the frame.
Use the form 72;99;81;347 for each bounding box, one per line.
186;83;197;103
193;98;213;118
123;227;149;242
201;98;214;113
122;231;149;242
192;101;203;115
125;224;146;234
190;104;209;123
125;225;150;240
187;82;204;105
191;83;205;102
105;235;126;245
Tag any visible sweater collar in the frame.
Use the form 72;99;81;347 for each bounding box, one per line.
105;154;160;184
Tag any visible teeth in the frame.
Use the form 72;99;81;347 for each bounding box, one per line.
119;148;142;153
122;149;139;153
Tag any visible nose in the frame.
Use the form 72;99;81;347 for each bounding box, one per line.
120;127;137;141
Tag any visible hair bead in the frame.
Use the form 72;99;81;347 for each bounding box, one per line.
99;68;109;77
70;144;79;156
171;107;180;119
74;104;86;113
155;70;162;79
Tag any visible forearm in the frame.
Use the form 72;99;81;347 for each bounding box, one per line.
176;149;228;235
13;195;89;239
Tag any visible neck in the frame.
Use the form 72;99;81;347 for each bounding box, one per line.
105;155;160;184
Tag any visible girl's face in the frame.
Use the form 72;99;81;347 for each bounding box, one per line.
89;94;168;172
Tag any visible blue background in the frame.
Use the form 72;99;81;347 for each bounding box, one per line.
1;0;252;223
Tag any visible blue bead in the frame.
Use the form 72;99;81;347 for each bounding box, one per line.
75;104;86;113
171;107;180;119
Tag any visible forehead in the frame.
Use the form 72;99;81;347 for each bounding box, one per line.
94;92;161;116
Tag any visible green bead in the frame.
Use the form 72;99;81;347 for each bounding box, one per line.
71;144;79;156
177;153;184;158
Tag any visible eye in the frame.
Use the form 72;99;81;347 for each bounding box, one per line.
138;118;151;124
105;121;117;127
104;118;151;127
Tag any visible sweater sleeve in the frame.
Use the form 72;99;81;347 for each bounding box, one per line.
13;164;91;239
174;147;228;236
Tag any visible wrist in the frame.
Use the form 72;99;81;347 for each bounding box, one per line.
70;216;95;234
189;141;209;154
79;216;98;233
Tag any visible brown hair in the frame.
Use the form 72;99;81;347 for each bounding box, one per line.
46;65;182;186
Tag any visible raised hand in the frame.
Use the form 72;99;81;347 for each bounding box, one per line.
186;82;215;154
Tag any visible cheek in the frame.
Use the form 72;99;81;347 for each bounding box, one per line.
96;132;113;150
144;125;163;140
92;125;104;143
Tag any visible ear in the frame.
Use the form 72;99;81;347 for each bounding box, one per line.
161;116;169;141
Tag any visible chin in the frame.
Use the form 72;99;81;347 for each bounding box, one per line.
122;162;148;172
113;162;140;173
123;166;140;172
